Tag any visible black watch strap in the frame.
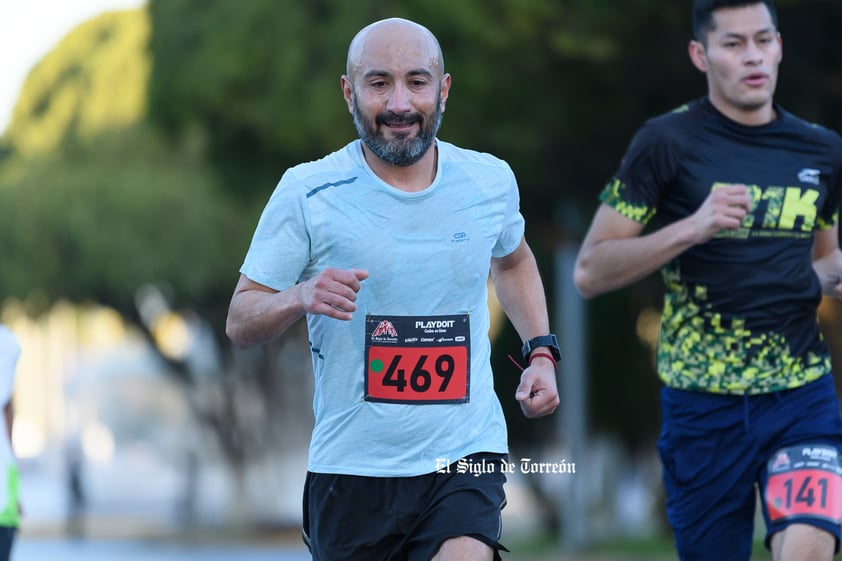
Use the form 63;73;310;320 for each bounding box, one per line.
522;334;561;362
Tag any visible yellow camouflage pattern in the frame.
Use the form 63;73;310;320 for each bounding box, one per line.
657;266;830;394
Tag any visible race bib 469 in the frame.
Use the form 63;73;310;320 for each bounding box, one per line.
364;314;470;404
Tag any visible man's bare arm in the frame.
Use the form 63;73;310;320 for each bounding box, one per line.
574;184;752;298
226;268;368;348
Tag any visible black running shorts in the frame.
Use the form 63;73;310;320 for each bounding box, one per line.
303;452;508;560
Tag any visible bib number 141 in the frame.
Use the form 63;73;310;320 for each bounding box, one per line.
764;445;842;524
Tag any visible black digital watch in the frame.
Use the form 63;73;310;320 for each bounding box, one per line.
521;334;561;363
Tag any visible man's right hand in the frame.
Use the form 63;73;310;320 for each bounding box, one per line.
689;183;753;244
300;268;369;320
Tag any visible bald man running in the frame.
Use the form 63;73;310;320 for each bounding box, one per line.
226;18;559;560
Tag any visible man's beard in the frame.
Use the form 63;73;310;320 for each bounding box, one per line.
353;93;442;167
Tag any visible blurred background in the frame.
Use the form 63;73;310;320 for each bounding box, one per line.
2;0;842;559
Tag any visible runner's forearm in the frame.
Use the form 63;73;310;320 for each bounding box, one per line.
226;284;305;348
574;217;697;298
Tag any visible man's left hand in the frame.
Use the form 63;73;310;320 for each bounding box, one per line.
515;359;559;418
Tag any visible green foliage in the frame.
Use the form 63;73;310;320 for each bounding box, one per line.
0;8;253;321
144;0;708;224
148;0;376;198
0;125;252;316
3;9;151;156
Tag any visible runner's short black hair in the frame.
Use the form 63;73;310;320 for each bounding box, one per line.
693;0;778;44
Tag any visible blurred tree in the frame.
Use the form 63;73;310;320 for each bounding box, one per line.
3;11;150;156
0;9;307;525
146;0;704;218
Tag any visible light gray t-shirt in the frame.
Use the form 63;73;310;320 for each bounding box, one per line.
241;139;524;476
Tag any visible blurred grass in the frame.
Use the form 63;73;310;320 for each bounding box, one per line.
504;536;773;561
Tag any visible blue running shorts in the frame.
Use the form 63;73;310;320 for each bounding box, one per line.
657;374;842;561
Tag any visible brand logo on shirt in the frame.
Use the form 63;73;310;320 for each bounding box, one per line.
798;168;821;186
451;232;469;244
712;182;820;237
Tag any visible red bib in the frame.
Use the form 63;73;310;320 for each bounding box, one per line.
364;314;470;404
764;444;842;524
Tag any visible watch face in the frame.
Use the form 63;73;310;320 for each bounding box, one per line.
523;335;560;360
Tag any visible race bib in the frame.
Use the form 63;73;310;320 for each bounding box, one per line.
364;314;470;404
764;444;842;524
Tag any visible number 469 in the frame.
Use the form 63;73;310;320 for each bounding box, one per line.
381;354;455;393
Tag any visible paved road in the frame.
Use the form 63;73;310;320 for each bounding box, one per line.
13;538;311;561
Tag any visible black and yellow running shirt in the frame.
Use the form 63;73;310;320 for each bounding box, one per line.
601;97;842;395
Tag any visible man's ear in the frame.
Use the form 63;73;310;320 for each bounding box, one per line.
439;73;451;113
340;75;354;114
688;40;709;73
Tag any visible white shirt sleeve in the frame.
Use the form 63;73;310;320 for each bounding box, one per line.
0;326;20;405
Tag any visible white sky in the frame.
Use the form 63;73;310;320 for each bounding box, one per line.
0;0;147;134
